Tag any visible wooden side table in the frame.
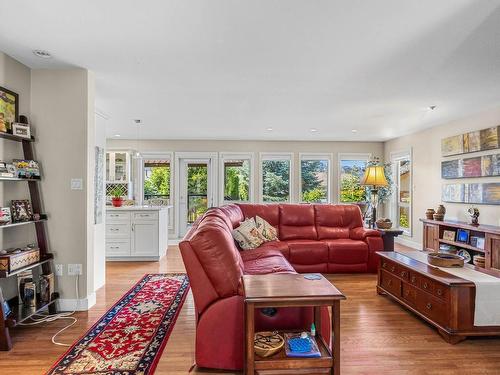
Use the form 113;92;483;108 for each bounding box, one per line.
378;228;404;251
243;273;346;375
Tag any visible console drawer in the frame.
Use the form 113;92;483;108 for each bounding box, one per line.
415;290;448;327
106;223;130;238
106;211;131;222
133;211;158;221
380;270;401;297
401;283;417;306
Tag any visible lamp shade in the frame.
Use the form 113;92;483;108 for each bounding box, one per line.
360;165;388;187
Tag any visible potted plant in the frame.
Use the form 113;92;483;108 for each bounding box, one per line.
110;186;124;207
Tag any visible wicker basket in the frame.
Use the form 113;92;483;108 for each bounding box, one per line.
427;252;464;268
376;219;393;230
254;331;284;358
473;255;485;268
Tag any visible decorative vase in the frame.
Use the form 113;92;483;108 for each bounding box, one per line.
425;209;435;220
436;205;446;216
111;197;123;207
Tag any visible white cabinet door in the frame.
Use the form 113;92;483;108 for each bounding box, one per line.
132;221;158;256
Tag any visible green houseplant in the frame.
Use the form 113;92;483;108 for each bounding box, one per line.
110;186;124;207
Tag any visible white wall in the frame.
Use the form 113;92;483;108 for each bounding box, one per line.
385;106;500;248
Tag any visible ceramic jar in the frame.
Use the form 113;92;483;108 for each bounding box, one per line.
436;205;446;215
425;209;435;220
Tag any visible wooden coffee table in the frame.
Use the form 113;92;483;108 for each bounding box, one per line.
243;273;346;375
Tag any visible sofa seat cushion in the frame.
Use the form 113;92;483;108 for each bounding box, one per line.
325;239;368;264
242;249;295;275
256;240;290;259
286;240;328;265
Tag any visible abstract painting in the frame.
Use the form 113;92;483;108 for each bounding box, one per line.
441;153;500;179
441;134;463;157
0;86;18;133
442;183;500;205
441;126;500;157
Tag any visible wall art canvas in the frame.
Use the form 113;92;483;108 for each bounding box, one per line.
441;153;500;179
0;86;18;133
441;134;463;157
441;126;500;157
94;146;104;225
442;183;500;205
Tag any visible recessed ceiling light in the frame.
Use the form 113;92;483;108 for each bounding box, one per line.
429;105;437;110
310;128;318;133
33;50;52;59
351;129;358;133
266;127;273;131
114;134;121;137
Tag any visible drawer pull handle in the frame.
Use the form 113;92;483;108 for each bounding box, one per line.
110;246;119;249
426;303;432;310
405;290;410;296
411;276;416;283
110;214;119;217
437;289;443;296
387;280;392;286
382;263;387;268
110;228;119;232
401;271;407;278
423;282;428;289
390;266;396;272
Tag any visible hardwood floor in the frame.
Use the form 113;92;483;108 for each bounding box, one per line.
1;246;500;374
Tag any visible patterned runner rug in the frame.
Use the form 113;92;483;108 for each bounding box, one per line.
47;274;190;375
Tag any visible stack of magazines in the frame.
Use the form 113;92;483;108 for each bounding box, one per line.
284;332;321;358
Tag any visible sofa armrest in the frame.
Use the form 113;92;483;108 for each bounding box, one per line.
350;227;381;241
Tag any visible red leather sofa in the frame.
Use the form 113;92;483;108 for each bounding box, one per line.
179;203;383;370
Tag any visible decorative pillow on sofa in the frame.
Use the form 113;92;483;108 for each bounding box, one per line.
232;218;265;250
255;215;278;241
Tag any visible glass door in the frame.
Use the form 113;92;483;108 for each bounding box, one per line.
178;159;214;236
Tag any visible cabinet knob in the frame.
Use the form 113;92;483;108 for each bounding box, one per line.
437;289;443;296
426;303;432;310
423;282;428;289
390;266;396;272
387;280;392;286
382;262;387;268
411;276;416;283
401;271;407;278
405;290;410;296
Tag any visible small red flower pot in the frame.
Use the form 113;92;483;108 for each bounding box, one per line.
111;197;124;207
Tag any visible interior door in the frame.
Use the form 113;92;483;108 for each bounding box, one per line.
178;158;214;236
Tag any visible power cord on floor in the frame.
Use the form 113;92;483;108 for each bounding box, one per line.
18;274;79;346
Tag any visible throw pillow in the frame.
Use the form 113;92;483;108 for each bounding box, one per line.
255;215;279;241
232;218;265;250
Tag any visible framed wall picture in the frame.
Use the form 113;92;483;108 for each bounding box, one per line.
442;230;456;241
0;86;19;134
456;228;470;243
11;200;33;222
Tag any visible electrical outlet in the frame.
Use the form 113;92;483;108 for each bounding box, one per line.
55;264;64;276
68;263;82;276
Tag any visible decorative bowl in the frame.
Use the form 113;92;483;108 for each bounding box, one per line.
254;331;284;358
427;252;464;268
376;218;393;229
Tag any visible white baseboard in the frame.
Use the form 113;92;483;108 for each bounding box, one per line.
395;237;421;250
57;292;96;311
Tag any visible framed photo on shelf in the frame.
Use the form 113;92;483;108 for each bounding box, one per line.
0;207;12;225
456;228;470;243
442;230;456;241
11;200;33;222
0;86;19;134
12;122;31;139
471;237;485;250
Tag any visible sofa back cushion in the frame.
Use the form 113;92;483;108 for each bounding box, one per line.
315;204;364;239
279;204;317;240
238;204;280;232
217;204;244;229
188;215;244;298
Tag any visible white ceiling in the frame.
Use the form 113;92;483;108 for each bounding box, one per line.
0;0;499;141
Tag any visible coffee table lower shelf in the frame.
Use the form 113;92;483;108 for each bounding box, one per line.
254;332;333;374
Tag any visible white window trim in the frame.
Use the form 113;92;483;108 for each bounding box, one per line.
337;153;372;204
298;153;333;203
259;152;294;203
219;152;255;204
390;149;413;236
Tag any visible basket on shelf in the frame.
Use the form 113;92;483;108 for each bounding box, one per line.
254;331;284;358
376;218;393;230
473;255;485;268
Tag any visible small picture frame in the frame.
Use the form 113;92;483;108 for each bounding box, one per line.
11;200;33;222
475;237;485;250
12;122;31;139
0;207;12;225
442;230;456;241
456;228;470;243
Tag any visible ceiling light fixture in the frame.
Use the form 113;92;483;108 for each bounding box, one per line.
33;50;52;59
351;129;358;133
428;105;437;111
114;134;121;137
310;128;318;133
266;127;273;131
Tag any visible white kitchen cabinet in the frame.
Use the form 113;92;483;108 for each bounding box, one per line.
105;206;171;261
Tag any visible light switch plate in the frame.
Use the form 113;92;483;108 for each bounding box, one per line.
55;264;64;276
68;264;82;276
71;178;83;190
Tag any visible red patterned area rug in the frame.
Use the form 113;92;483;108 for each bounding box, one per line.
47;274;190;375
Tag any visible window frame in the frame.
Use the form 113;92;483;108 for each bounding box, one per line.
390;149;413;236
298;153;332;203
259;152;294;203
218;152;255;204
337;153;372;204
135;152;174;207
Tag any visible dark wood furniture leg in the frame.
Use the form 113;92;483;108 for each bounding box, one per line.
245;301;255;375
0;318;12;351
438;329;466;345
332;300;340;375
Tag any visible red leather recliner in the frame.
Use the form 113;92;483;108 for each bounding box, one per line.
179;203;383;370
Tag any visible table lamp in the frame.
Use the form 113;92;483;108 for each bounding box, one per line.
360;165;388;228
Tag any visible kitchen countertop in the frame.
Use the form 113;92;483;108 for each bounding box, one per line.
106;205;173;211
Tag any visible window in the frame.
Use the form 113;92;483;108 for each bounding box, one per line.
260;153;293;202
143;159;171;206
339;154;371;203
219;153;253;203
391;150;412;235
299;154;331;203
